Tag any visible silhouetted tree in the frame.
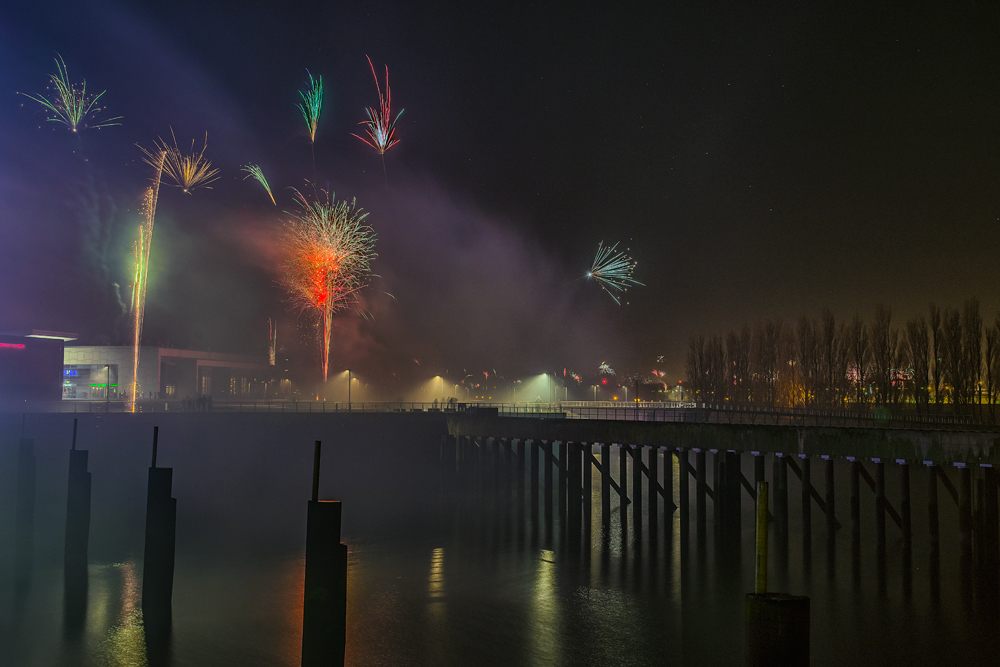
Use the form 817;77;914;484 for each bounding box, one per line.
929;303;944;403
726;325;752;404
905;315;930;409
847;315;870;404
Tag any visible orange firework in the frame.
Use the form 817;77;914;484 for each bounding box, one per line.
280;187;377;382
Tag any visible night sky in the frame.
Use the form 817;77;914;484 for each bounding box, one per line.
2;1;999;386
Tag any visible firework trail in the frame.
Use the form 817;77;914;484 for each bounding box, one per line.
242;164;276;204
586;241;644;305
18;54;122;132
352;56;404;187
268;318;277;366
279;187;377;382
128;150;165;411
297;70;323;174
129;131;218;410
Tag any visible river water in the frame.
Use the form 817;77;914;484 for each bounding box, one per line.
0;412;996;665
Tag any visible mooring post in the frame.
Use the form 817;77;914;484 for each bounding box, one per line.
754;453;765;488
302;440;348;667
543;441;554;527
64;418;91;622
601;443;611;526
567;443;582;546
982;466;1000;602
14;435;36;586
647;446;658;535
492;438;501;515
632;445;643;534
142;426;177;625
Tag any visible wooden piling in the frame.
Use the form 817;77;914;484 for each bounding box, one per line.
601;443;611;525
558;441;568;521
745;594;810;667
531;440;540;522
64;419;91;626
662;447;674;534
825;458;835;545
620;444;629;527
582;443;592;527
543;441;554;526
14;437;36;584
899;460;912;587
632;445;643;534
516;440;526;524
801;456;811;559
647;446;658;535
302;500;348;667
679;450;690;531
142;427;177;620
696;450;707;536
755;481;769;594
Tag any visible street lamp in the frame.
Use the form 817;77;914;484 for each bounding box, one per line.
347;369;352;410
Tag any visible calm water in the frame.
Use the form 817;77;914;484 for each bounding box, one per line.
0;412;997;665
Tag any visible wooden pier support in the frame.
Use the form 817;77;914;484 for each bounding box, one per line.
773;454;788;560
632;445;643;534
601;444;611;526
619;445;629;528
800;456;811;565
927;463;940;602
745;594;810;667
959;465;973;599
662;448;674;534
558;442;568;522
302;441;348;667
850;459;861;580
582;443;592;529
142;427;177;622
543;441;554;527
824;458;835;545
696;450;707;537
567;443;583;545
64;419;91;624
679;450;690;532
14;437;36;586
899;459;912;595
647;446;658;535
530;440;540;523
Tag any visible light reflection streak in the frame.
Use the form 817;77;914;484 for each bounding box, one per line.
529;550;561;666
671;452;682;609
97;560;148;667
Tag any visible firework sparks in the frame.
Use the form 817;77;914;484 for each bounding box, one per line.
586;241;644;305
297;70;323;144
279;187;377;382
242;164;276;204
140;129;219;194
352;56;404;172
18;54;122;132
598;361;616;376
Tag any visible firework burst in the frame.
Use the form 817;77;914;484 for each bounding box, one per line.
140;129;219;194
242;164;276;204
586;241;644;305
279;187;377;382
18;54;122;132
353;56;403;185
297;70;323;144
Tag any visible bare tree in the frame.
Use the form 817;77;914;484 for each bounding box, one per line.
905;315;930;410
847;315;870;405
941;308;964;406
985;317;999;423
796;316;820;406
726;325;752;404
685;335;706;402
704;335;727;404
929;303;943;404
819;309;838;407
870;304;897;406
962;298;983;417
752;320;783;407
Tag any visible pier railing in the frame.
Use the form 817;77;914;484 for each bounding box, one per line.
22;398;988;429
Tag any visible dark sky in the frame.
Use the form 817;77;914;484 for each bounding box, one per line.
2;1;999;386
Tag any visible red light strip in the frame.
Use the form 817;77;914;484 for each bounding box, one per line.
0;342;26;349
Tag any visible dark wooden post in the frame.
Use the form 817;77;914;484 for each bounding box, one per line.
14;437;36;585
582;443;592;527
632;445;643;534
601;443;611;526
745;594;810;666
959;464;972;600
696;449;707;537
558;441;568;521
927;463;940;604
302;440;347;667
801;456;812;561
647;446;658;535
679;450;690;532
142;427;177;625
492;438;501;514
516;439;526;524
874;458;887;591
567;443;582;545
899;459;912;595
530;440;540;522
662;447;674;534
64;418;91;622
824;457;835;545
543;441;554;526
619;444;629;527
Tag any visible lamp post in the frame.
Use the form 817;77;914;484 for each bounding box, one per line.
106;365;111;411
347;369;352;410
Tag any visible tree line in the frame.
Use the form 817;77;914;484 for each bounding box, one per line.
684;300;1000;415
